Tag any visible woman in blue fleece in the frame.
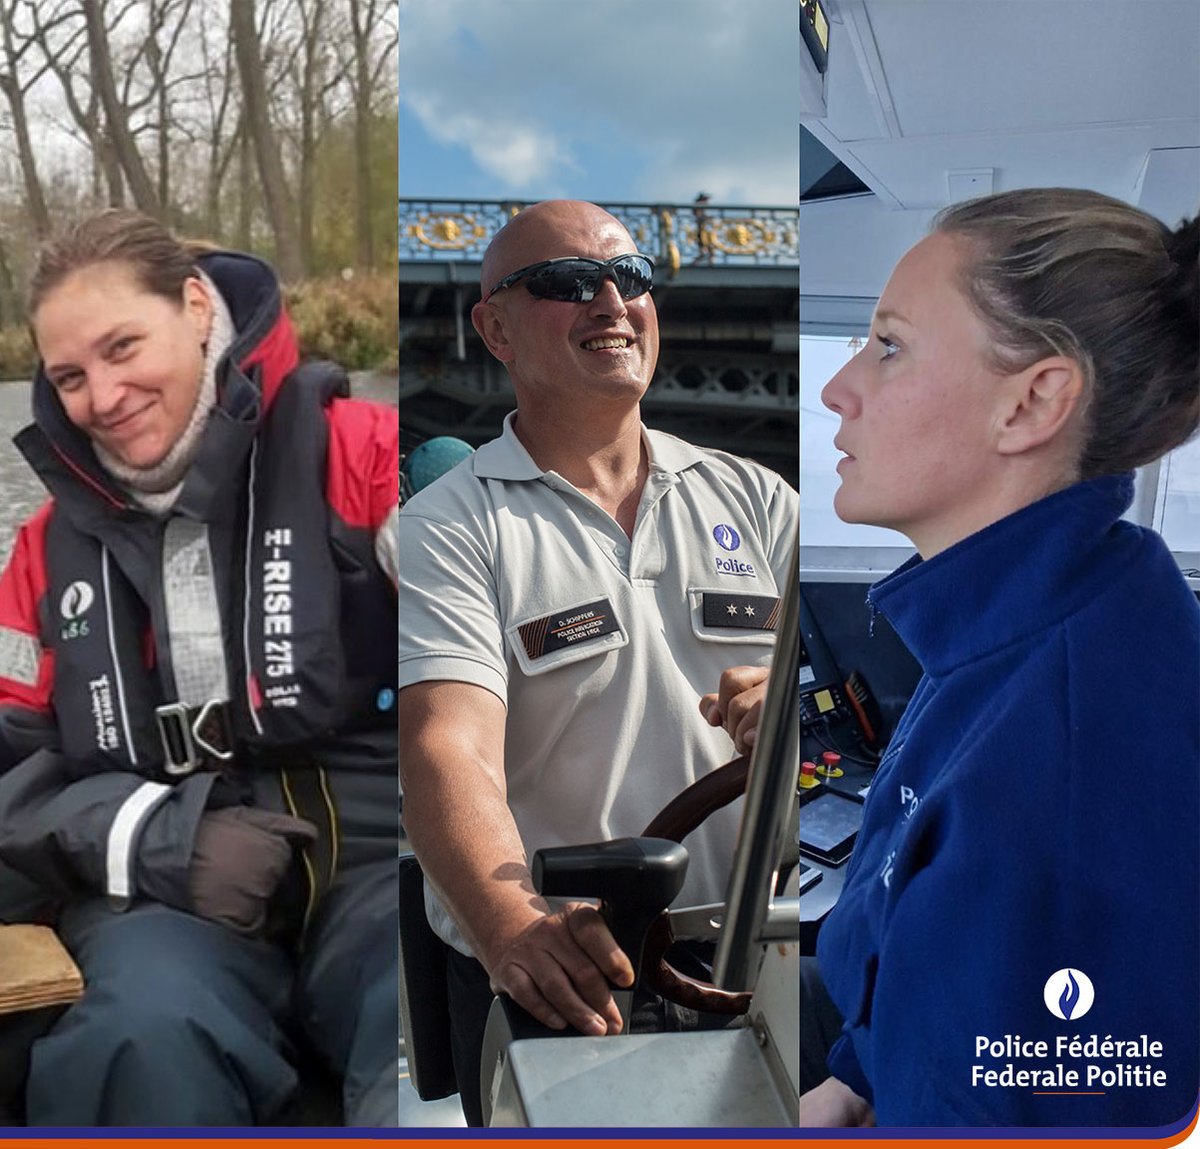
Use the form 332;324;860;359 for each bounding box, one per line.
803;188;1199;1128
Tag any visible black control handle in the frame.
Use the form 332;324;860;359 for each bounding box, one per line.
532;836;689;985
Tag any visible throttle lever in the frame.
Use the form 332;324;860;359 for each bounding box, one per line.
532;836;689;1025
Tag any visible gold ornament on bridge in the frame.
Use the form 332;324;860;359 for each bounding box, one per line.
709;217;779;256
407;213;489;251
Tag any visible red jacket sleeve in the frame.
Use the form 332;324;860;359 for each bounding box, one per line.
0;503;55;718
325;398;399;532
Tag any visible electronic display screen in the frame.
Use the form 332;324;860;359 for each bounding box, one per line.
798;789;863;865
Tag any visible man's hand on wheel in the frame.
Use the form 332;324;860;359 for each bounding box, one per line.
700;664;770;754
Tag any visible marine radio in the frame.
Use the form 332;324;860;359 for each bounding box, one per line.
797;594;850;729
799;663;849;727
797;587;881;771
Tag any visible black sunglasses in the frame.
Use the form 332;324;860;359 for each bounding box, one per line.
483;254;655;304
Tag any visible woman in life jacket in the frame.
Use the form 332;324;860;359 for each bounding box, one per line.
802;189;1199;1128
0;209;399;1126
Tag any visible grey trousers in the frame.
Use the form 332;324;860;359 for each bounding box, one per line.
25;856;398;1127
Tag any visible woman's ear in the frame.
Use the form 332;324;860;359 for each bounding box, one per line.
994;356;1086;456
182;275;214;344
471;300;516;363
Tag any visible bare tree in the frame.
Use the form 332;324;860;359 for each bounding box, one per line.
236;106;253;250
230;0;302;278
141;0;196;212
343;0;396;269
0;0;52;237
195;3;240;239
29;2;126;206
291;0;345;273
255;0;348;267
84;0;160;215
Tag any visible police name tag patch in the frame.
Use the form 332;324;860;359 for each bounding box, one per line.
702;593;781;631
518;598;620;659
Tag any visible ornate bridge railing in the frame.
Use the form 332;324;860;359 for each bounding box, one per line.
400;199;798;274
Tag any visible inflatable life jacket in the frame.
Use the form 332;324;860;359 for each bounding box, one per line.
26;363;396;781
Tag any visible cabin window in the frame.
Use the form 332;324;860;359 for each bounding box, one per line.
801;332;1199;585
1151;439;1200;575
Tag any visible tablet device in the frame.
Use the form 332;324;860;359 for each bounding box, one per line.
798;788;863;865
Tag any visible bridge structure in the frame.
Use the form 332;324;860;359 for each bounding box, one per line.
400;199;798;480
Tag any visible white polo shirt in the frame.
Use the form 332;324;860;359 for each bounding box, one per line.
399;412;797;954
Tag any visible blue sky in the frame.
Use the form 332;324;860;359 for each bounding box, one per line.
399;0;799;207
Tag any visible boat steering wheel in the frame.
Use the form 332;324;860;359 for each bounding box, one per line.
637;755;756;1015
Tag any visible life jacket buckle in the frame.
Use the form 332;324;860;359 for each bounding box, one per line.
155;700;234;775
156;702;199;776
192;699;235;762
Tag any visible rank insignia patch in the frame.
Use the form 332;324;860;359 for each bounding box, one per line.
701;592;780;631
518;598;620;659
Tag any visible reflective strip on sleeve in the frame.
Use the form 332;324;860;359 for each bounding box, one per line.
0;625;41;688
375;505;399;588
106;781;172;900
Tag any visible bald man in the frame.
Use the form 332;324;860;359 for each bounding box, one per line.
398;201;796;1124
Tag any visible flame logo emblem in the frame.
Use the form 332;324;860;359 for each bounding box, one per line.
60;581;95;620
1043;968;1094;1020
1058;971;1080;1019
712;523;741;551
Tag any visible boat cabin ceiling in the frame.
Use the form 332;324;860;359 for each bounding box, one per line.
800;0;1200;296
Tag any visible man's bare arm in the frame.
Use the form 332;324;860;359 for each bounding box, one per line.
399;680;633;1034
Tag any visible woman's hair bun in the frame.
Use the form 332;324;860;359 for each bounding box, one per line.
1166;214;1199;300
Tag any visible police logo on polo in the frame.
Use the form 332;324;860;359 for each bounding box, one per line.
712;523;741;551
1043;968;1094;1020
711;524;755;576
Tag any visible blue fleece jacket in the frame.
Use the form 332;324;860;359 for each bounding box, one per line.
816;475;1199;1127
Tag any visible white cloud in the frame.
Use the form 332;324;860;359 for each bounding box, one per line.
400;0;799;204
405;92;574;190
